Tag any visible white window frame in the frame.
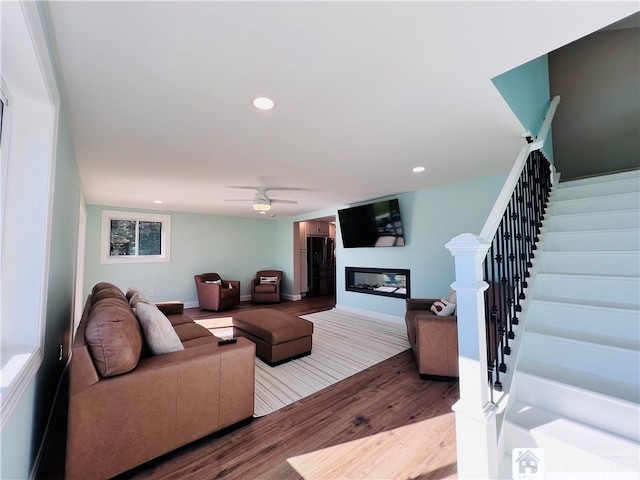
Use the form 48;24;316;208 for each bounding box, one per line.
100;210;171;264
1;1;59;429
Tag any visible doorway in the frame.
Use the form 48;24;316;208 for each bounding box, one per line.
293;216;336;300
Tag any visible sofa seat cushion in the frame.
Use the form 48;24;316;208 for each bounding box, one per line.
173;322;214;343
167;313;196;327
182;335;220;349
85;298;143;377
254;284;277;294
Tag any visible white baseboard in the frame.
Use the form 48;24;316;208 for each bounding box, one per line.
334;304;405;325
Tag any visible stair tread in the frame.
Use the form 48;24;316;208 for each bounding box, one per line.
527;323;640;351
554;191;640;202
518;361;640;403
532;294;640;311
560;170;640;187
540;250;639;255
550;208;640;218
507;401;639;451
536;271;640;280
532;296;640;312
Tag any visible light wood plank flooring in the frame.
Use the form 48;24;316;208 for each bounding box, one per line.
37;295;459;480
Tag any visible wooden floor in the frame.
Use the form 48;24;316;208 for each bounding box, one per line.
37;295;459;480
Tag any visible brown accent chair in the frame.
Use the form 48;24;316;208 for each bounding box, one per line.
405;283;510;379
405;297;459;378
251;270;283;303
194;273;241;311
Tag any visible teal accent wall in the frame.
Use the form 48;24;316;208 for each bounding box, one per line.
334;174;506;318
1;108;83;479
84;208;279;303
492;55;554;162
84;172;506;321
1;381;37;480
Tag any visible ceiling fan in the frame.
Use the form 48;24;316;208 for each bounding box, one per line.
225;187;299;212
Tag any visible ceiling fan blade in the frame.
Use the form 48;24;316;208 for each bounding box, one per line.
227;186;308;192
270;199;298;204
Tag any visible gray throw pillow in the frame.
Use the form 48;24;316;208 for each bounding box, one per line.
134;302;184;355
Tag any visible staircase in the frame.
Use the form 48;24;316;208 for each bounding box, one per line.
500;169;640;478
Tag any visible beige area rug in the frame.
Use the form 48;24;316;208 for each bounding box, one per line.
197;309;410;417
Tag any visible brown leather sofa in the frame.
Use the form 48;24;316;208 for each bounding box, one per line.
250;269;283;303
194;272;241;311
405;297;459;378
66;282;255;480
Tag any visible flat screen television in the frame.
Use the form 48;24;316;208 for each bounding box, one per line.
338;198;405;248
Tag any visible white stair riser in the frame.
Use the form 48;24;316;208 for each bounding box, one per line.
556;177;640;200
546;210;640;232
516;372;639;441
537;251;640;276
533;274;640;304
549;193;640;215
520;333;639;384
527;301;640;341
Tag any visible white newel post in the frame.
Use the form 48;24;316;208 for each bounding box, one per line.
445;233;499;479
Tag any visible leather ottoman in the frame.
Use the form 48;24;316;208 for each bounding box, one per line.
232;309;313;366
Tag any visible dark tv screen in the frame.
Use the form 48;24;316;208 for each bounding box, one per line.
338;198;405;248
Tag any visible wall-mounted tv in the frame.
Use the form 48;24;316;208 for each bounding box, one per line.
338;198;405;248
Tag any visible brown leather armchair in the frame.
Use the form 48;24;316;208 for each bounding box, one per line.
405;283;510;378
251;270;283;303
405;298;459;378
194;273;241;311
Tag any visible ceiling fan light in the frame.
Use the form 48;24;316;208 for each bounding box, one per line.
253;202;271;211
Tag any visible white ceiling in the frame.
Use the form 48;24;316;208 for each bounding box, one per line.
42;1;638;218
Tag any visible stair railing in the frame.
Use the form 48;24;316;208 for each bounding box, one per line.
445;95;560;479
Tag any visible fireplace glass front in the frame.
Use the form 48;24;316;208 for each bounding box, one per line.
345;267;410;299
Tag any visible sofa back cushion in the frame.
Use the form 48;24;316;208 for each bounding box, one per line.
85;297;143;377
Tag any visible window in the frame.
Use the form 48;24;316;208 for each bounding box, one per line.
1;1;59;427
101;210;171;264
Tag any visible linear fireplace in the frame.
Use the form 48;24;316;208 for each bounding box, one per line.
345;267;410;299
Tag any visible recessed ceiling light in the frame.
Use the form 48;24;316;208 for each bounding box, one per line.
153;200;163;204
412;166;425;173
252;96;275;110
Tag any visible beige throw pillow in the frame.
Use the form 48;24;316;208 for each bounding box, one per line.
134;302;184;355
260;276;278;284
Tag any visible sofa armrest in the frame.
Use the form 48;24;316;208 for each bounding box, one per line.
156;301;184;315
